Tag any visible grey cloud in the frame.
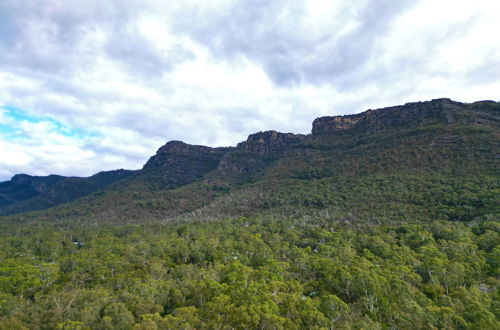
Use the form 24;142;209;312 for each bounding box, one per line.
104;29;193;78
219;107;263;134
0;0;192;79
0;1;98;74
466;60;500;85
360;13;494;95
175;0;416;87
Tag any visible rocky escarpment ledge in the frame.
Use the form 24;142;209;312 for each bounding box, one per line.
312;98;466;135
236;130;305;154
143;141;231;170
141;140;231;187
154;140;229;155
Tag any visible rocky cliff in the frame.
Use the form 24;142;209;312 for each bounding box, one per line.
142;141;231;187
236;131;305;154
211;131;305;181
311;98;496;135
143;141;229;169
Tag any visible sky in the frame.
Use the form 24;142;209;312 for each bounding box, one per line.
0;0;499;181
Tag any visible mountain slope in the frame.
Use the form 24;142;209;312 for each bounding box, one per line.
0;98;498;223
0;169;135;216
0;98;498;330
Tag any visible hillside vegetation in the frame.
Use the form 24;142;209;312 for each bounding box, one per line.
0;98;498;329
0;217;498;329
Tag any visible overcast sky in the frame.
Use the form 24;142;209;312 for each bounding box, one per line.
0;0;499;181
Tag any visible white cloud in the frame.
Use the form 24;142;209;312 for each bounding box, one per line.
0;0;499;181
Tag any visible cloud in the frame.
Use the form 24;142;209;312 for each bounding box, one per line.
174;0;418;86
0;0;499;181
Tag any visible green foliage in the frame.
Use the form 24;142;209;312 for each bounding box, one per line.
0;101;498;328
0;218;498;329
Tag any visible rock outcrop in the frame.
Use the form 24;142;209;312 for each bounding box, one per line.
143;141;229;169
312;98;468;135
215;131;305;181
236;131;305;154
142;140;231;186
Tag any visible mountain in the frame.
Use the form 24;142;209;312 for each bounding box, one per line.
0;98;499;329
0;169;135;215
0;98;498;223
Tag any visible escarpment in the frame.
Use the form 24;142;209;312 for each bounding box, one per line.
311;98;498;135
1;98;498;216
236;131;305;154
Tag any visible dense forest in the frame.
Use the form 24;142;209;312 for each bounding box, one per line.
0;217;498;329
0;99;498;329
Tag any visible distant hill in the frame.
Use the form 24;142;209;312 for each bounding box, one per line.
1;98;498;223
0;169;135;215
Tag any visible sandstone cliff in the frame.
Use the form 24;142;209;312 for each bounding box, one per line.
311;98;497;135
236;130;305;154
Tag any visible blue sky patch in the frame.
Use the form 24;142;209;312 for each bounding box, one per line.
0;105;99;140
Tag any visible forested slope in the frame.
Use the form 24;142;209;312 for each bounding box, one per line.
0;98;498;329
1;98;498;224
0;170;135;216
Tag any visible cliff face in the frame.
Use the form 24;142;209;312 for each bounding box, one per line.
153;140;229;157
236;131;305;154
142;141;231;187
211;131;305;180
311;98;478;135
143;141;229;170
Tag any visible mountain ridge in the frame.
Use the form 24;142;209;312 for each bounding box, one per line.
0;98;498;218
0;169;135;215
